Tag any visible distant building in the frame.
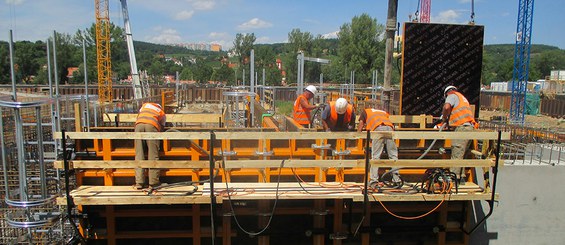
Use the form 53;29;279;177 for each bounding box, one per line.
172;42;222;52
210;44;221;52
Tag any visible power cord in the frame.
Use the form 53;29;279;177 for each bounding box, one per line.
222;158;285;236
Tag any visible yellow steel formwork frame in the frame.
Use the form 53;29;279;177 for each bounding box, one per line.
95;0;112;103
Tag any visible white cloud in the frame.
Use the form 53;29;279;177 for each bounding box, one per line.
321;31;338;39
432;10;461;23
175;10;194;20
5;0;24;5
148;27;182;44
188;0;215;10
209;32;229;39
256;36;270;44
237;18;273;30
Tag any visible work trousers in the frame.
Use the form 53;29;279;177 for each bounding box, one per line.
370;125;398;183
450;125;474;179
134;123;161;186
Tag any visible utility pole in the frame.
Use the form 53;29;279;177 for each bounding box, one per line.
383;0;398;112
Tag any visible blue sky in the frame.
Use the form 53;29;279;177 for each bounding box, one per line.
1;0;564;50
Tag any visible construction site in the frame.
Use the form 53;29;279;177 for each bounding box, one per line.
1;0;564;245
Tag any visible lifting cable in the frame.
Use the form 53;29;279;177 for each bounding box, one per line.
414;0;421;21
470;0;476;23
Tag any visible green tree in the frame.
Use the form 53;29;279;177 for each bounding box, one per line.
233;33;256;66
284;29;314;85
13;40;45;84
192;60;213;84
0;42;9;83
214;64;234;84
337;13;384;84
179;67;193;81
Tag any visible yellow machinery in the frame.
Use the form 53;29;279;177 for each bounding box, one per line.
95;0;112;103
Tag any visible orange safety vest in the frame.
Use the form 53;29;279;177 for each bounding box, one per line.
328;101;353;128
365;109;393;131
136;102;166;131
448;92;478;128
293;94;310;125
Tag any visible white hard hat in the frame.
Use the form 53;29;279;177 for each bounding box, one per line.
335;98;348;114
444;85;457;96
305;85;317;95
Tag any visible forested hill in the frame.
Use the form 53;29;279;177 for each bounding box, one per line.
482;44;565;83
133;41;223;56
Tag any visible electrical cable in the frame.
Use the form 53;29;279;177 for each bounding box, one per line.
221;158;285;236
61;131;87;245
370;180;453;220
379;122;447;184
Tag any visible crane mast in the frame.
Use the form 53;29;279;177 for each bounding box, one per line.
510;0;535;124
120;0;143;100
95;0;112;103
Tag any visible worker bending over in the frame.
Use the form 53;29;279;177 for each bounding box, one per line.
322;98;355;132
293;85;318;127
358;107;398;185
441;85;478;184
134;102;166;189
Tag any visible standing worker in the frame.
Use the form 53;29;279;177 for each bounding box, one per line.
358;107;399;185
134;102;166;190
293;85;318;127
322;98;355;132
441;85;478;184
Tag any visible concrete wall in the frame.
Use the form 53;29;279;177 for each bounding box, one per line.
471;165;565;244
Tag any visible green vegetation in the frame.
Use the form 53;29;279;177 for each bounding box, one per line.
0;15;563;86
275;101;294;116
482;44;565;84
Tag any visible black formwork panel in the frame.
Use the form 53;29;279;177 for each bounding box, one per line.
400;22;484;117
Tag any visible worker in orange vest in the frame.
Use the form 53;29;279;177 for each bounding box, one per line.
293;85;318;127
322;98;355;132
134;102;166;190
358;106;398;185
441;85;479;184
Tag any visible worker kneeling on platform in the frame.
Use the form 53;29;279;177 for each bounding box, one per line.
358;106;399;186
322;98;355;132
134;102;166;190
441;85;479;185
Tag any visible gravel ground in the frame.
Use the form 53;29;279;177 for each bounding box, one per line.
479;109;565;131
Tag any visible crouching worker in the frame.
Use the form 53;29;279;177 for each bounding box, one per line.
322;98;355;132
134;102;166;190
358;107;399;186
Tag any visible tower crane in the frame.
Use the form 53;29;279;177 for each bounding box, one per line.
95;0;112;103
95;0;144;103
420;0;431;23
509;0;535;124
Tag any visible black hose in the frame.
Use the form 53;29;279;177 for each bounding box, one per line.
62;130;87;245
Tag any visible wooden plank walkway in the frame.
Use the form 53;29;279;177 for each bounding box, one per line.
57;182;495;206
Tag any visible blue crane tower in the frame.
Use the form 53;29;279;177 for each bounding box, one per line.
509;0;535;124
